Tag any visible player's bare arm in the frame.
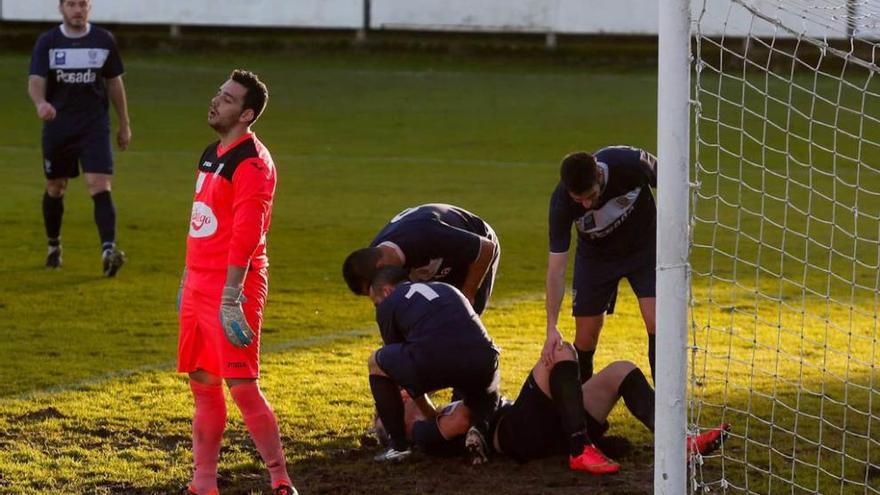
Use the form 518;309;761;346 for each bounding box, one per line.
412;394;439;420
460;236;497;304
27;75;56;122
543;251;568;366
106;76;131;150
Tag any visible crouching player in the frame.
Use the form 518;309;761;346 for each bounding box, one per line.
376;343;729;471
367;266;501;464
176;70;296;495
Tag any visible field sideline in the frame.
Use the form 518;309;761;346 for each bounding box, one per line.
0;51;660;494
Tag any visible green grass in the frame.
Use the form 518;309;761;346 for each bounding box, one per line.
0;46;876;494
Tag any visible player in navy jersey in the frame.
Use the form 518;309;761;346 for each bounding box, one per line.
371;345;730;469
28;0;131;276
343;203;499;314
366;266;500;464
543;147;659;384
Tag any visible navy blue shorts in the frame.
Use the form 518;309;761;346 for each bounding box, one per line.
375;342;500;418
572;246;656;317
495;372;607;461
42;123;113;179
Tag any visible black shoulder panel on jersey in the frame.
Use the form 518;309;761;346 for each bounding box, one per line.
216;138;258;181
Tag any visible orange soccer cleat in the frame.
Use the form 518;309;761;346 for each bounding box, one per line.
569;444;621;474
179;485;219;495
687;423;731;457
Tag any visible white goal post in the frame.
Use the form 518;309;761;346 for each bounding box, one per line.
657;1;880;493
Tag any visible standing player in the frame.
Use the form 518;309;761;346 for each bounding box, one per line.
176;70;296;495
367;266;501;464
343;203;499;314
543;147;659;383
28;0;131;275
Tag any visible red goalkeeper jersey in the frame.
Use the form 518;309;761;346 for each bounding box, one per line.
186;132;276;272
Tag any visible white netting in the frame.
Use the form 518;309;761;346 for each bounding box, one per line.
690;0;880;493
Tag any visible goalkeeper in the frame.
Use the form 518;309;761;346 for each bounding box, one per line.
176;70;295;495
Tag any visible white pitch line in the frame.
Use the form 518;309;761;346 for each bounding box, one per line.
2;293;543;403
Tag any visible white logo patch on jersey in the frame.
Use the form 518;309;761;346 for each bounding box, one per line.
575;187;642;239
189;201;218;238
49;48;109;69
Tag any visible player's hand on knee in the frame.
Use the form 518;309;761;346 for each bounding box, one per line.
219;285;254;348
36;102;56;122
542;327;564;368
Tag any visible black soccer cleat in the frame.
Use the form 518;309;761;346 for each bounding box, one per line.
273;484;299;495
102;247;126;277
46;245;62;269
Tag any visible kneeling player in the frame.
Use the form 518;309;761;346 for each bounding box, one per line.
376;344;729;471
367;266;501;464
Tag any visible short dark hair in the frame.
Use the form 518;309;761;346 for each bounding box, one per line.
230;69;268;125
560;151;599;194
370;266;410;294
342;247;383;295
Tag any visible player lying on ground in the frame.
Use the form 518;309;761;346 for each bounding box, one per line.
344;203;500;314
367;266;501;464
373;342;730;471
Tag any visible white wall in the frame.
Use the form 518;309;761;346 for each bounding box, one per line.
2;0;875;38
0;0;363;29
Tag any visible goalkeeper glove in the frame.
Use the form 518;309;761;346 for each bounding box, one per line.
219;285;254;348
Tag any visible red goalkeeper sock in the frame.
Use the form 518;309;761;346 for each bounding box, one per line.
230;382;292;489
189;380;227;494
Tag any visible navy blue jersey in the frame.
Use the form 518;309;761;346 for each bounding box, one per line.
29;24;124;125
370;204;490;288
549;146;657;258
375;281;498;357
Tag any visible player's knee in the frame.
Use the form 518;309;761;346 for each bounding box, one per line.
606;360;637;379
85;174;111;195
367;351;383;375
46;180;67;197
552;342;578;364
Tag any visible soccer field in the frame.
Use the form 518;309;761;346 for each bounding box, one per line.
0;50;660;494
0;46;876;494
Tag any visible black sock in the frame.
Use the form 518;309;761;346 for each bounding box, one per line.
618;367;655;432
369;375;408;451
648;334;656;383
548;362;590;457
91;191;116;251
42;191;64;242
575;347;595;383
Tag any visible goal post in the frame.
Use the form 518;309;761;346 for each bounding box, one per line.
658;0;880;493
655;0;692;493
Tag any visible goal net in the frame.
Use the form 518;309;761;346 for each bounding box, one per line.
689;0;880;493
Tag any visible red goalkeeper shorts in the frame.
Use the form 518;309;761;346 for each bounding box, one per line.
177;267;268;379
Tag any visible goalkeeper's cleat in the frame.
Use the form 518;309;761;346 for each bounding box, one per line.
102;246;125;277
687;423;731;457
178;485;219;495
272;484;298;495
465;426;490;465
569;444;621;474
373;446;412;463
46;245;62;269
